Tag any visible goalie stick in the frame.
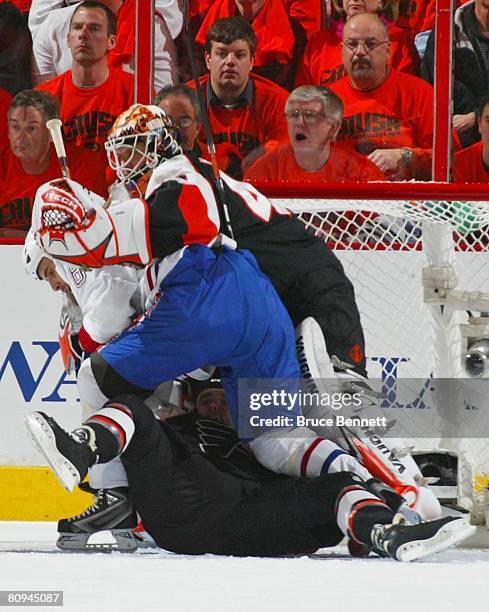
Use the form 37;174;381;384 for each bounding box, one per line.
46;119;70;179
181;0;234;240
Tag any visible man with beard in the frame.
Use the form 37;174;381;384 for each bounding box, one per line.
330;13;435;181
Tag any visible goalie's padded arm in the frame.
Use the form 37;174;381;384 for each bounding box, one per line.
146;181;220;259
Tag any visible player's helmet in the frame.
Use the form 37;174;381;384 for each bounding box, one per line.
22;231;48;280
105;104;182;183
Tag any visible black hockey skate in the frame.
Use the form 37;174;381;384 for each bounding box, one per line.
370;515;476;562
25;412;97;492
57;487;138;553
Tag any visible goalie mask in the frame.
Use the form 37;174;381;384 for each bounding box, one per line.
105;104;182;183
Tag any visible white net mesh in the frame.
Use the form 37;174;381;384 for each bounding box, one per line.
274;197;489;521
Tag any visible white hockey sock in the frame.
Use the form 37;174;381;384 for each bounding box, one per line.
85;402;136;455
250;427;372;480
88;458;128;489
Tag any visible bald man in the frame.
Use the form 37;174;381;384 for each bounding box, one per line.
330;13;435;181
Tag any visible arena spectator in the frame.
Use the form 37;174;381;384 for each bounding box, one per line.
183;0;307;90
187;16;289;178
0;86;12;153
0;3;32;95
330;13;434;180
245;85;385;182
395;0;436;54
296;0;419;88
0;90;106;238
422;0;489;148
29;0;181;90
286;0;326;40
157;84;244;177
36;1;134;191
187;0;325;42
453;95;489;182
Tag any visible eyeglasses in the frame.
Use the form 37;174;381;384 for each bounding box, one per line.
284;109;327;124
342;40;388;54
174;117;197;129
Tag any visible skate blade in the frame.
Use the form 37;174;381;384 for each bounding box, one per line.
57;530;138;553
396;519;477;562
24;413;80;492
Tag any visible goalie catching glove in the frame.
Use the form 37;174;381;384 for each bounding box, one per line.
32;178;152;269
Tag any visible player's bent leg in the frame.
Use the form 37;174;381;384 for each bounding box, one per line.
77;357;130;511
249;427;372;480
296;317;442;520
24;396;159;552
331;473;475;561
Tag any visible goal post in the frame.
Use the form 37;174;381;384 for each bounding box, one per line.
262;183;489;523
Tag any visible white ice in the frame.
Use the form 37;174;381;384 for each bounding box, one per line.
1;521;488;612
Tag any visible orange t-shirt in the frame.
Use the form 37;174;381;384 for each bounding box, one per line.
0;143;108;231
187;74;289;169
395;0;436;38
330;69;433;179
452;141;489;183
0;148;62;232
37;67;134;192
286;0;324;40
295;22;420;88
244;141;386;182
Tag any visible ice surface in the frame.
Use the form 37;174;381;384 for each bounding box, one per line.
0;522;488;612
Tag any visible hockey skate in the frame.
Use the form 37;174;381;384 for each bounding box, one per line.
57;487;138;553
25;411;97;492
370;515;476;562
25;412;138;552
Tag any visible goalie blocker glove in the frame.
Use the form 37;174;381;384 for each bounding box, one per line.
32;178;152;269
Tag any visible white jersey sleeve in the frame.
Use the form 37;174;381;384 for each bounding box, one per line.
55;262;141;345
31;5;76;84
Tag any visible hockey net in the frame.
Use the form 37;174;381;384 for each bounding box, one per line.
270;193;489;523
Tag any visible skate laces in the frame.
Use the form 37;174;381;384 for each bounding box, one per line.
370;523;391;555
67;489;105;521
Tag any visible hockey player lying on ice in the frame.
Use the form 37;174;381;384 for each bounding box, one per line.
25;394;475;561
27;104;441;546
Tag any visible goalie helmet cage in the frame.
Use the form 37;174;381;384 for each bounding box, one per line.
260;181;489;525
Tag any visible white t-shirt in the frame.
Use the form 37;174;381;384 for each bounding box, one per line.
29;0;181;90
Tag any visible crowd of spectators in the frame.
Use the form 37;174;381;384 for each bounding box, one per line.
0;0;486;236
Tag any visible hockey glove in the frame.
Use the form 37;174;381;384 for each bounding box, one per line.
33;178;152;269
196;418;252;461
58;294;87;374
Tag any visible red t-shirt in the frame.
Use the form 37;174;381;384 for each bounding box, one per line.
244;141;385;182
330;69;434;179
452;141;489;183
295;22;420;88
188;74;289;170
37;67;134;192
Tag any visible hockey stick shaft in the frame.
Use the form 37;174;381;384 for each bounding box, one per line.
46;118;70;179
182;0;234;240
